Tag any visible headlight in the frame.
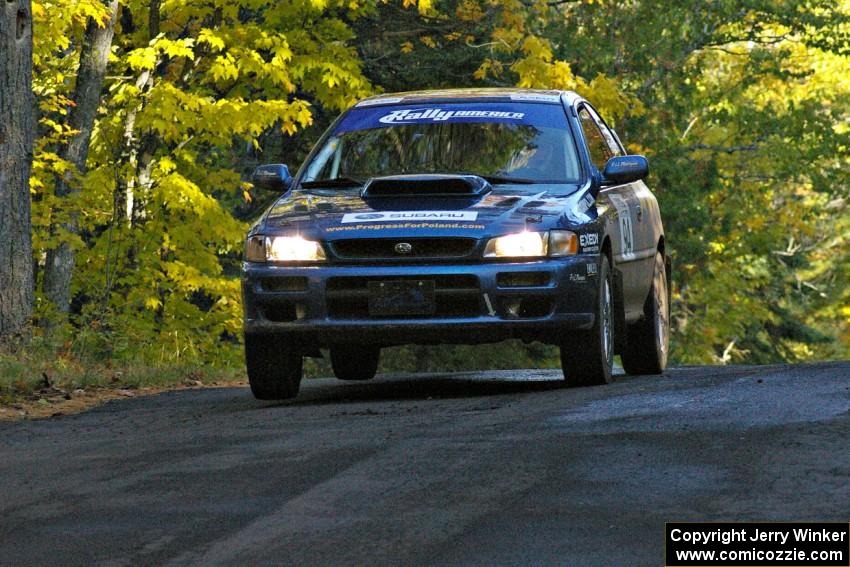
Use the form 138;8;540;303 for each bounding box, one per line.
245;236;326;262
483;230;578;258
484;231;548;258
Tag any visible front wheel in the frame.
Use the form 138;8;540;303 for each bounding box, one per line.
330;346;380;381
245;334;303;400
560;255;614;386
621;252;669;375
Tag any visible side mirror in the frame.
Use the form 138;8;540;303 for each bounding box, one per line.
602;155;649;185
251;164;293;192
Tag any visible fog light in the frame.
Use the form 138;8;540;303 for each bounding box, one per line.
504;299;522;318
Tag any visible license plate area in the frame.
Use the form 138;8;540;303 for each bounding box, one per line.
368;280;436;317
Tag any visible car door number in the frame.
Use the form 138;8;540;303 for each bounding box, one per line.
608;193;635;260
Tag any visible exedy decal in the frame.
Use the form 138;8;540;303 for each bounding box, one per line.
378;108;525;125
580;233;600;254
341;211;479;223
580;233;599;248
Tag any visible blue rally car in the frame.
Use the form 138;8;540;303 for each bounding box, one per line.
243;89;670;399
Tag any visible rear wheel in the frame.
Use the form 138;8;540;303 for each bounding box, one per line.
245;334;303;400
330;346;380;381
560;255;614;386
621;252;669;375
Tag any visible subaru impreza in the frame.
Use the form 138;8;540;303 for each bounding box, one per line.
243;89;669;399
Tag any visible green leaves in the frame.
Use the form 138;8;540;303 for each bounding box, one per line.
27;0;850;368
28;0;377;364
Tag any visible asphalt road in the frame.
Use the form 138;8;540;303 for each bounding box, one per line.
1;362;849;566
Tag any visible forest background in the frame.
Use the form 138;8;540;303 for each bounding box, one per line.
2;0;849;396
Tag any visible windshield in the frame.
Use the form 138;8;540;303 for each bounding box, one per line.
302;102;581;186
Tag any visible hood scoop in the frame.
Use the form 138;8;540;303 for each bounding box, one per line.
362;174;492;199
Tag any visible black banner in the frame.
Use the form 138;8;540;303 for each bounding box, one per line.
666;523;850;567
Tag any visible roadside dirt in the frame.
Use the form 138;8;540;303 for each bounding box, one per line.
0;380;244;421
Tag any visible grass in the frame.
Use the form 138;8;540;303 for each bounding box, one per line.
0;345;244;406
1;337;561;416
2;339;560;394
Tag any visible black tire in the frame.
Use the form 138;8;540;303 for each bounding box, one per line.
621;252;669;375
560;255;614;386
330;346;380;381
245;334;303;400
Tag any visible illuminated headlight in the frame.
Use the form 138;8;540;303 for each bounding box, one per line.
484;231;547;258
483;231;578;258
245;236;326;262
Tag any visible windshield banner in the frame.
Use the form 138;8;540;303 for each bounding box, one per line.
335;103;568;133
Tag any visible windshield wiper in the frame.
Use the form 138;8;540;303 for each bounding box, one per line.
474;174;537;185
300;177;364;189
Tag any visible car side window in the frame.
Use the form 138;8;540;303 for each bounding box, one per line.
597;120;623;158
578;106;612;171
602;127;624;157
584;105;624;158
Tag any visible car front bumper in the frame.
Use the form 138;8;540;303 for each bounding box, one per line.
242;257;600;347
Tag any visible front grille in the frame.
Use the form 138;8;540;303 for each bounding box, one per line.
262;302;297;322
496;272;551;288
330;238;477;260
261;277;308;292
326;275;480;319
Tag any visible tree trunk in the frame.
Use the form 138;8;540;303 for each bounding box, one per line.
114;68;151;223
0;0;34;338
115;0;160;226
42;0;119;314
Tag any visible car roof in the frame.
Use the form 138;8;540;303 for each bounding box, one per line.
354;88;583;108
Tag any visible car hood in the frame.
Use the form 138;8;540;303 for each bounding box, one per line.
254;185;595;241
